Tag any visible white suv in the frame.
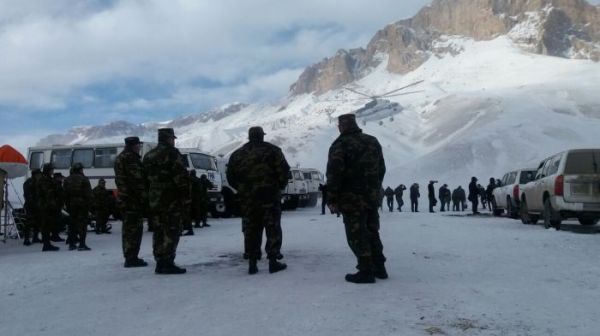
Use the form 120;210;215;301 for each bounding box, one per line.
492;168;537;218
519;149;600;229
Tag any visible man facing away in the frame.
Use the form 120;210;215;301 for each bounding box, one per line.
326;114;387;284
227;126;290;275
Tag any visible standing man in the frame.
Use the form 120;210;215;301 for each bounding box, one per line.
384;186;394;212
326;114;387;284
438;184;449;212
51;173;66;242
469;177;480;214
22;169;42;246
485;178;497;212
36;163;60;251
115;137;148;268
63;163;93;251
318;183;328;215
92;178;112;234
227;126;290;275
143;128;189;274
198;174;214;227
410;183;420;212
428;180;437;213
394;184;406;212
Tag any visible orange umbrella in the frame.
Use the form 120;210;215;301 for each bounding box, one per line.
0;145;28;178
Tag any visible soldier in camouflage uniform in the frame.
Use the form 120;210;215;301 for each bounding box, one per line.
36;163;60;251
22;169;42;246
63;163;93;251
92;178;112;234
143;128;188;274
227;126;290;275
115;136;148;268
326;114;387;284
51;172;66;242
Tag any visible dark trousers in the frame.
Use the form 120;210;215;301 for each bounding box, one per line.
452;201;459;211
411;199;418;212
244;205;282;260
153;212;182;264
341;207;385;272
386;197;394;212
429;198;435;213
321;197;327;215
122;211;143;260
471;199;479;214
395;196;403;211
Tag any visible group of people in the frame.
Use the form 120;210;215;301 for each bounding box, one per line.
22;162;105;251
376;177;498;215
21;129;215;275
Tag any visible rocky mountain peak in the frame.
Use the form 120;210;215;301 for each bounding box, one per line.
290;0;600;96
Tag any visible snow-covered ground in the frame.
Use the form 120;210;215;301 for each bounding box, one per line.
2;207;600;336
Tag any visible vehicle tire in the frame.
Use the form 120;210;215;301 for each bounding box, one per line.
520;198;532;224
543;198;561;230
578;217;599;226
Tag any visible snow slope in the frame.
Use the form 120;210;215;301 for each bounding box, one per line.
49;36;600;188
2;209;600;336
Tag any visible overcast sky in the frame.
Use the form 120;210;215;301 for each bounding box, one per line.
0;0;430;149
0;0;599;151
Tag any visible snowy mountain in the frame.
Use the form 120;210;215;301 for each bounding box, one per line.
39;0;600;187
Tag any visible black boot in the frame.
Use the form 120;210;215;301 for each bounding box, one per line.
155;261;186;274
248;259;258;275
269;259;287;274
78;235;91;251
124;258;148;268
374;265;389;280
42;234;59;251
203;222;211;227
32;231;42;243
345;270;375;284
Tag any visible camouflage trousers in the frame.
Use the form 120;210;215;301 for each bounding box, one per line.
152;212;182;263
122;210;143;260
341;205;386;272
68;208;89;244
242;203;282;260
23;207;39;240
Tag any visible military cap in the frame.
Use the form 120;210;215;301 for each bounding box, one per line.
124;136;142;146
338;113;358;127
98;178;106;184
248;126;266;139
158;128;177;139
72;162;84;171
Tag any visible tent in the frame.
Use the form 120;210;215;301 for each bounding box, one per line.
0;145;28;178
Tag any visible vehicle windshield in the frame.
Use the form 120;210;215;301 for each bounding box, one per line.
519;170;536;184
293;171;303;180
190;153;217;171
565;151;600;175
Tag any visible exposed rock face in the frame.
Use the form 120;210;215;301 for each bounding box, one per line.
290;0;600;96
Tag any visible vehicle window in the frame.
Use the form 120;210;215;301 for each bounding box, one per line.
51;149;72;169
535;160;547;180
565;150;600;174
507;172;517;184
72;149;94;168
303;172;311;180
293;171;302;180
311;171;321;180
501;174;508;185
546;155;562;176
94;148;117;168
190;153;216;170
29;152;44;170
519;170;536;184
180;154;190;168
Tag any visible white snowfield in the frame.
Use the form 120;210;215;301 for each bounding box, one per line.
2;209;600;336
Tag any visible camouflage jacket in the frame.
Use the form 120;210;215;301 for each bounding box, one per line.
92;185;112;211
326;127;386;209
114;148;147;212
191;175;213;203
63;173;92;212
36;174;59;213
23;177;37;211
226;141;290;205
142;143;189;213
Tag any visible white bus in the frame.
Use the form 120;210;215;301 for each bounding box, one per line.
27;143;225;217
